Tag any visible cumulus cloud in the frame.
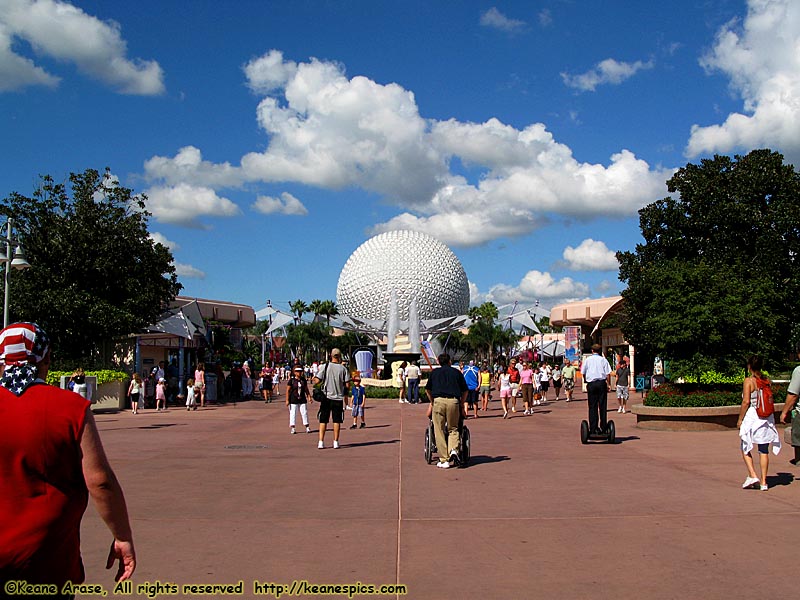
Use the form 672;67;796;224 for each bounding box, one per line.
480;7;526;33
149;231;179;251
252;192;308;216
243;49;298;93
561;58;654;92
175;263;206;279
144;51;670;242
144;184;241;228
562;239;619;271
473;270;591;308
144;146;242;188
686;0;800;164
0;0;164;94
0;21;59;91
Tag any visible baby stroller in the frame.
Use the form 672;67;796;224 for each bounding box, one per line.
424;416;471;467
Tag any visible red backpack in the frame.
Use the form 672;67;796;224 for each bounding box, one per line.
754;377;774;418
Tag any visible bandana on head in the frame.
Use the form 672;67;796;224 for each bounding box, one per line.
0;322;50;396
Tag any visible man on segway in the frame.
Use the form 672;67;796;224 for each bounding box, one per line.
581;344;611;435
426;353;468;469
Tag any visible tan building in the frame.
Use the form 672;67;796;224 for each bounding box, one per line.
550;296;637;388
135;296;256;400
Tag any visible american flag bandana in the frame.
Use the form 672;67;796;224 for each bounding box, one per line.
0;322;50;396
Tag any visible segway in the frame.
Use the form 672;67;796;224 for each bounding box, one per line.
580;419;615;444
425;418;470;466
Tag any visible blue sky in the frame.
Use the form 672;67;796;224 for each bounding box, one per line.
2;0;798;319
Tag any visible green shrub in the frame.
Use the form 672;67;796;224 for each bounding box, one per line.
46;369;129;387
646;382;788;407
364;386;403;399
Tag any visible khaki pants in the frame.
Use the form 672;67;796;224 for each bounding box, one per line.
433;396;461;462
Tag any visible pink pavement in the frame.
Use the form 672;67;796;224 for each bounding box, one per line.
77;387;799;599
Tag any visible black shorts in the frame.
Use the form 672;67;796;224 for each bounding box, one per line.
317;399;344;424
540;381;550;392
466;389;479;405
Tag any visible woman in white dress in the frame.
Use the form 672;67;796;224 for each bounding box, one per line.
737;355;781;491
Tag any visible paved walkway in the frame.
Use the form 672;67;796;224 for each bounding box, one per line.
77;388;799;599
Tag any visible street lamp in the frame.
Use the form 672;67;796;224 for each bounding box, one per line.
0;218;32;328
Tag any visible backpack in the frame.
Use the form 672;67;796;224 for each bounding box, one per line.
754;377;774;419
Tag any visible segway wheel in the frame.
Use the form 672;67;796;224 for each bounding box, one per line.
460;426;471;466
580;420;590;444
606;420;616;444
424;425;433;464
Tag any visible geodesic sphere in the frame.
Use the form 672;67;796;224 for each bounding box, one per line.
337;230;470;321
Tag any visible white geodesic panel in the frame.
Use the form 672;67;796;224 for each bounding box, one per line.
336;230;470;322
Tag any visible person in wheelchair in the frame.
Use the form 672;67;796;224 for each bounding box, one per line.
425;353;468;469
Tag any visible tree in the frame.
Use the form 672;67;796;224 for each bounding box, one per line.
617;149;800;377
319;299;339;326
308;299;324;321
289;299;308;324
1;169;181;367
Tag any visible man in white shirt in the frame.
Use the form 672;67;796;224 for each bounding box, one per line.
580;344;612;434
405;361;421;404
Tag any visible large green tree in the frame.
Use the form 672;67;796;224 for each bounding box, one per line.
1;169;181;367
617;149;800;377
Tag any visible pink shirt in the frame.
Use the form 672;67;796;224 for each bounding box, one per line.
520;368;534;385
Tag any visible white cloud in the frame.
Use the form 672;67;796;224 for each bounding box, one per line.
0;0;164;94
0;21;59;91
595;280;615;294
149;231;179;251
538;9;553;27
252;192;308;216
562;239;619;271
144;146;242;188
480;7;526;33
243;49;298;93
144;183;241;228
561;58;654;92
686;0;800;164
144;52;670;245
175;263;206;279
473;270;591;308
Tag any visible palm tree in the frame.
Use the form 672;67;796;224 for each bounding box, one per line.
308;299;324;322
319;299;339;327
289;299;308;325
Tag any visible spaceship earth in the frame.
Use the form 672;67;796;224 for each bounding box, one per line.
337;230;470;322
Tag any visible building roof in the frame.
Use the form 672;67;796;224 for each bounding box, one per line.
549;296;624;329
171;296;256;328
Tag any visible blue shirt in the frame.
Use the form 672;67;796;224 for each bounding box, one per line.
462;365;479;390
351;385;365;406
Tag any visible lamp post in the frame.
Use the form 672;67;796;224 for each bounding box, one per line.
0;218;32;328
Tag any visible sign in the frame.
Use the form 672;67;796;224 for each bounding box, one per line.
564;326;581;363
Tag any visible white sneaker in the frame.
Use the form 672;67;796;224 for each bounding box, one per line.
523;409;529;415
333;440;340;449
742;476;759;489
437;461;450;469
291;427;296;434
318;440;324;449
305;426;311;433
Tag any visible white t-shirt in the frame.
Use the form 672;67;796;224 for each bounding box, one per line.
499;373;511;391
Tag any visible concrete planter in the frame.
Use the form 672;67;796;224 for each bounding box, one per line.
631;403;787;431
91;380;128;412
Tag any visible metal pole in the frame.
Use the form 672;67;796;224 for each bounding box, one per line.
4;219;12;328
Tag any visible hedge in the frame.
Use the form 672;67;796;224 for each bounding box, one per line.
46;370;129;387
645;381;788;408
